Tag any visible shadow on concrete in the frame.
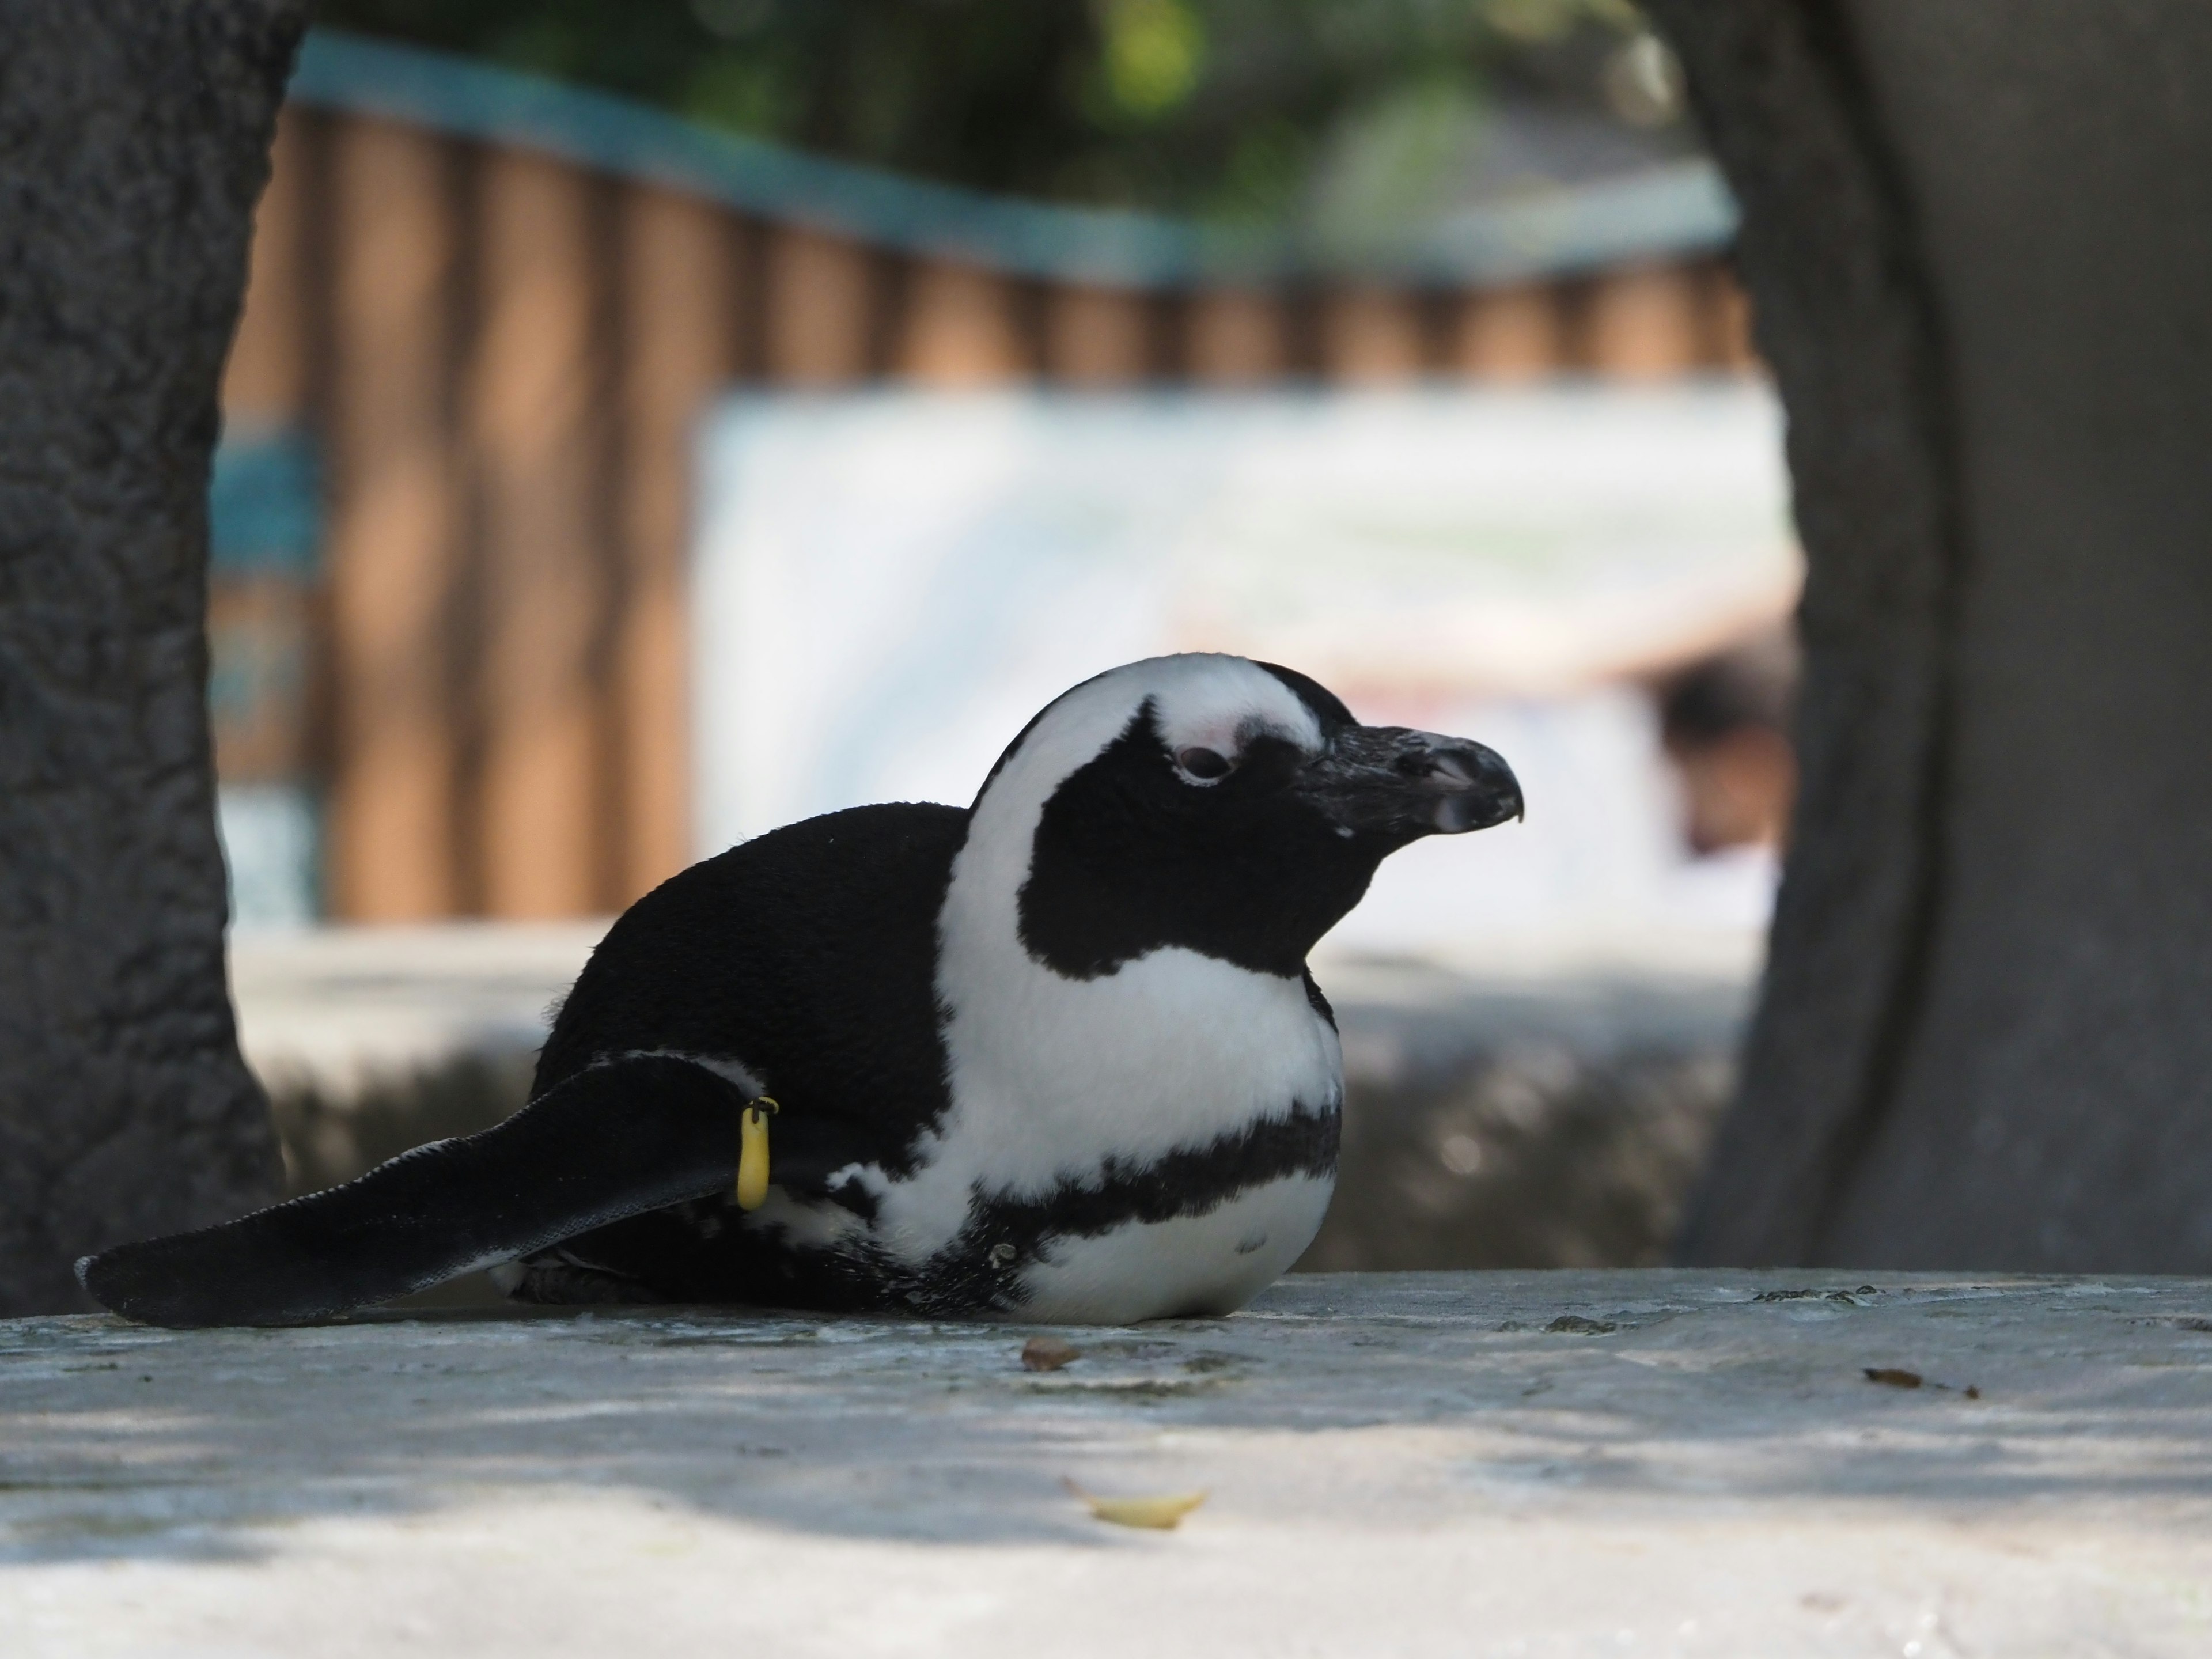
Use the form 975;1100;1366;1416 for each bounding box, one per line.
5;1270;2212;1565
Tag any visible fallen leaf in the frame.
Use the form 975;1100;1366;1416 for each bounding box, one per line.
1863;1366;1983;1395
1021;1336;1081;1372
1063;1478;1207;1531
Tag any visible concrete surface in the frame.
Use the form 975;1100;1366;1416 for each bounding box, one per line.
6;1270;2212;1656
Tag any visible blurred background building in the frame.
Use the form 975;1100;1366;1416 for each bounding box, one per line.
211;3;1799;1279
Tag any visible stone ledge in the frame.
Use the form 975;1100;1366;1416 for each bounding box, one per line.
6;1270;2211;1656
236;925;1752;1274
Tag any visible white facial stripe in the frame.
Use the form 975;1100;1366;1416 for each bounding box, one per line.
955;654;1325;978
982;653;1322;816
1153;707;1319;770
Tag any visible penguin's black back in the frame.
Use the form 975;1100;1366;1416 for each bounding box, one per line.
537;802;968;1179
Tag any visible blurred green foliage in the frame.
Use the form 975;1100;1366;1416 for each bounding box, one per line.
318;0;1654;221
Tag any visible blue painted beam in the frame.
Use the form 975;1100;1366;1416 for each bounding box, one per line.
290;31;1736;290
211;428;319;574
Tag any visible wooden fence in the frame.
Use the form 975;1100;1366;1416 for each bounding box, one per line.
214;34;1758;925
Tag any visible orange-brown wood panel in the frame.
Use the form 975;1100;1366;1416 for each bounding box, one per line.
207;577;316;782
614;186;738;902
1444;283;1565;381
1317;286;1426;384
322;118;464;921
894;257;1031;384
224;107;310;425
1705;263;1762;373
467;149;610;919
1581;262;1704;380
1185;288;1289;383
760;226;875;384
1044;285;1152;385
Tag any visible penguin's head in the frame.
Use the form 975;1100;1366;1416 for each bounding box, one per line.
965;653;1521;980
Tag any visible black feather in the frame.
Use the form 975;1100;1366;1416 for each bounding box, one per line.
78;1056;749;1328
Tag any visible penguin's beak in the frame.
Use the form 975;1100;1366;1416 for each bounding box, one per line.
1298;726;1523;841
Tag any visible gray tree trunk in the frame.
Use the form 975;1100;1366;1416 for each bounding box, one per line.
1652;1;2212;1269
0;0;308;1313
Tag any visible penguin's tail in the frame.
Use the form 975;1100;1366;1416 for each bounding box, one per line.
78;1056;747;1328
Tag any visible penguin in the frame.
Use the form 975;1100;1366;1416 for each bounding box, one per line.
81;654;1521;1328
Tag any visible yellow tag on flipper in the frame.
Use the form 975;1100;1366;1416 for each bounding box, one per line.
735;1097;778;1210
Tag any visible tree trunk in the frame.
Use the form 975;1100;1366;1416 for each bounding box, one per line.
1652;1;2212;1268
0;0;308;1313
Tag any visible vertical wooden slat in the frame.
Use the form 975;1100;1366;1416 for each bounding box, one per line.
1316;286;1427;383
223;107;309;424
1707;263;1762;372
1044;284;1152;385
614;185;738;902
1581;262;1704;378
761;226;874;384
1444;283;1564;381
893;257;1030;384
215;108;313;802
1185;288;1289;382
468;149;608;919
323;118;463;921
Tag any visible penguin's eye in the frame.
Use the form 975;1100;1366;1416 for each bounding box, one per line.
1176;746;1234;782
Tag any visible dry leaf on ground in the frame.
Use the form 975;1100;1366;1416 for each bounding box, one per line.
1021;1336;1081;1372
1063;1478;1207;1531
1863;1366;1982;1397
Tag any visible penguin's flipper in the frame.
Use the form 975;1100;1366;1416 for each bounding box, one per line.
78;1056;749;1328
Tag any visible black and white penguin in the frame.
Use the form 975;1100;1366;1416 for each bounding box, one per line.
82;654;1520;1328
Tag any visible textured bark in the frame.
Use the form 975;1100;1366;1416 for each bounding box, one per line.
1820;4;2212;1268
1646;0;1958;1264
1656;1;2212;1268
0;0;308;1312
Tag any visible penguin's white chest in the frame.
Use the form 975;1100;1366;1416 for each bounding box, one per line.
1007;1170;1335;1324
869;942;1344;1320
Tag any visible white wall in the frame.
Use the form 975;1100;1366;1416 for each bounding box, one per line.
693;386;1794;961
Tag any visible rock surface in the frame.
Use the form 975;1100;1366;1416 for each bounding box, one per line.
6;1270;2212;1656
